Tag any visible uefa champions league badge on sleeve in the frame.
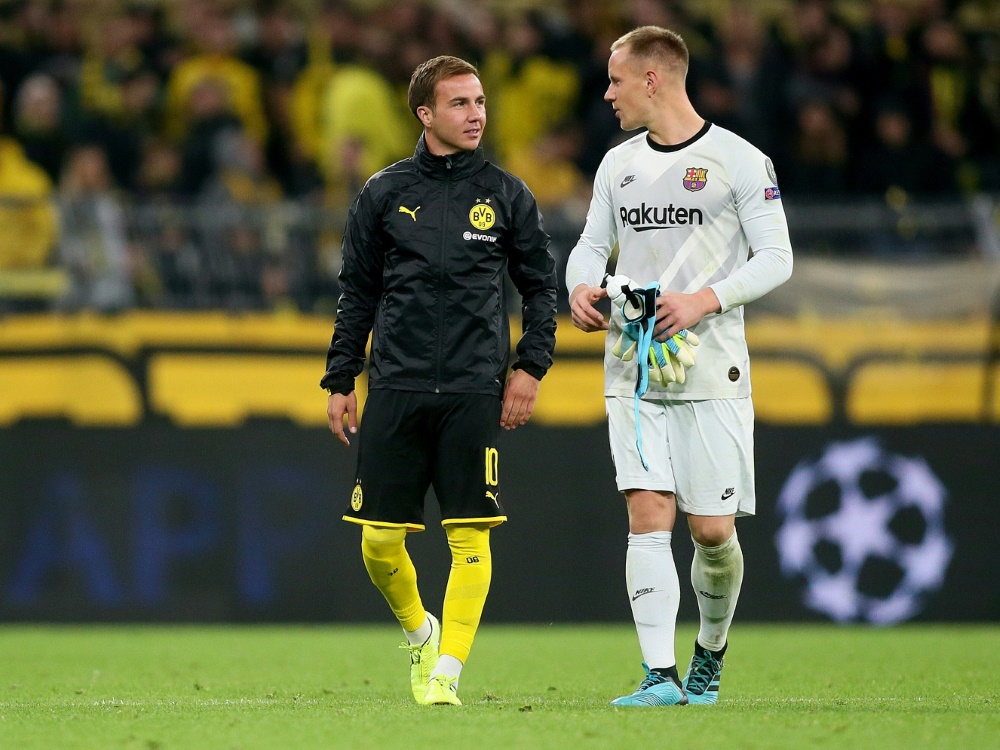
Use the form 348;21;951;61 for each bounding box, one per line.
765;157;778;185
764;158;780;199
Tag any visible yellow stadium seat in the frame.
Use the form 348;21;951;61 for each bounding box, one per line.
0;355;141;425
751;359;833;424
124;311;333;351
149;353;363;427
533;360;606;425
848;361;985;424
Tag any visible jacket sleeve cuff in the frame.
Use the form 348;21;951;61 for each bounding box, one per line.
320;375;355;396
511;361;547;381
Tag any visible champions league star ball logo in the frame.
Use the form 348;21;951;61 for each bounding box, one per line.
775;438;953;624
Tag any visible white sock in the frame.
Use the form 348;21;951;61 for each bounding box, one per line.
430;654;463;686
691;531;744;652
404;613;432;646
626;531;679;670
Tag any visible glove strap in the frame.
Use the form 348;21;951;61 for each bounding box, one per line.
631;283;659;471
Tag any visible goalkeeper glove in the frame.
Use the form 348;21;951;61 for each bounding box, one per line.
611;323;700;384
647;329;700;385
603;273;701;385
610;320;639;361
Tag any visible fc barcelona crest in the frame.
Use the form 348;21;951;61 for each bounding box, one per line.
682;167;708;192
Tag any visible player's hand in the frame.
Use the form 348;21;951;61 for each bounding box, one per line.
501;369;540;430
327;391;358;445
569;283;609;332
653;288;720;339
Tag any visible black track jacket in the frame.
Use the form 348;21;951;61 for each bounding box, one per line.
321;135;558;398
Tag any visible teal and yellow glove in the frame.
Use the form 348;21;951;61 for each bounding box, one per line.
647;329;700;385
604;274;700;385
604;273;650;364
611;320;700;384
610;321;640;361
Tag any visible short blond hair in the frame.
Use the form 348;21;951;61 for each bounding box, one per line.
611;26;689;79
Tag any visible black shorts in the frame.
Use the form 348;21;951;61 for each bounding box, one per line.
343;389;506;531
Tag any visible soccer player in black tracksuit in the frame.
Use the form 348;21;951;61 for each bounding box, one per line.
320;56;557;706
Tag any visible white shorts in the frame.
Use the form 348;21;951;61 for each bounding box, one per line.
606;395;756;517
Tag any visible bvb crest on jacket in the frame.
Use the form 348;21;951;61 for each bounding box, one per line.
470;198;495;229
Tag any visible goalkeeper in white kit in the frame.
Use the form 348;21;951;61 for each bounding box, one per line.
567;26;793;706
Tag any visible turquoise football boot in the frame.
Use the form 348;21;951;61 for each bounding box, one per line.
682;641;725;705
611;663;688;707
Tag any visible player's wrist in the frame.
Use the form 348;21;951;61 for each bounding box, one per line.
569;283;590;305
512;361;545;381
323;377;355;396
699;287;722;316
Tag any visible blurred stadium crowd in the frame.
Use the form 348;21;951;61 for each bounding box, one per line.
1;0;998;314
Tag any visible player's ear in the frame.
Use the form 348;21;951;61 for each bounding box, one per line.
646;70;659;96
417;104;433;127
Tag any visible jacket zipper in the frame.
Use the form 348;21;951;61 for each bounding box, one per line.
435;158;453;392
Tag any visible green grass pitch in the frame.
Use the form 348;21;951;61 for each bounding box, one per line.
1;624;996;749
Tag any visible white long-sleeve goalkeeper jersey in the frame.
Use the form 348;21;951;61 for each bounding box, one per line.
565;121;793;399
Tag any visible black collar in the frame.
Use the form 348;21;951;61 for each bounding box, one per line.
645;121;712;153
413;133;486;179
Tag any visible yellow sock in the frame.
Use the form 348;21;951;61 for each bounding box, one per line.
440;524;492;663
361;525;425;633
